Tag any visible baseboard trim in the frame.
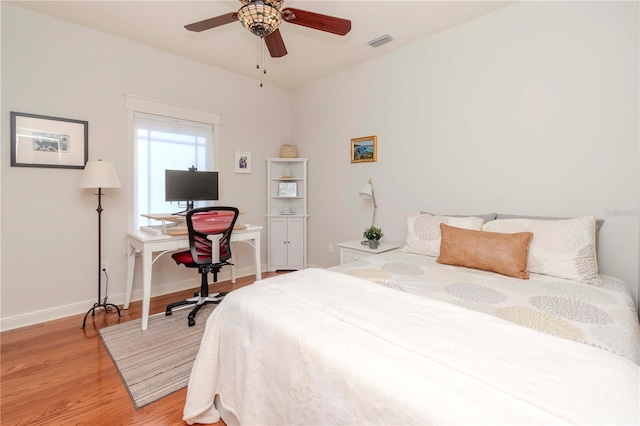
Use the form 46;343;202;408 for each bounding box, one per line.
0;265;261;332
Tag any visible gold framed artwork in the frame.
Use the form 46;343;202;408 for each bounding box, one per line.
350;135;377;163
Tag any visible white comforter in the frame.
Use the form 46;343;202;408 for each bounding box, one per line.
183;268;640;425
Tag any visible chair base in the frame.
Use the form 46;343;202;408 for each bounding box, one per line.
165;292;228;327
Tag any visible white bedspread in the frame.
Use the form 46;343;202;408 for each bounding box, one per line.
183;268;640;425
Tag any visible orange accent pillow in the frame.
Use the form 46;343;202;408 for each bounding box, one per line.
437;224;534;280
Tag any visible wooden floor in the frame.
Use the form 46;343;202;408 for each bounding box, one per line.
0;273;280;425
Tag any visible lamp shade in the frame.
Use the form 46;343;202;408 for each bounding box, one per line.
359;178;376;206
359;178;377;229
359;182;373;199
79;160;121;189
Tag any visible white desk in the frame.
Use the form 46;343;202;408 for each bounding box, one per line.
124;225;262;330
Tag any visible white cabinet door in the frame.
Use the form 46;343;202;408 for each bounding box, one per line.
286;217;305;268
268;218;287;269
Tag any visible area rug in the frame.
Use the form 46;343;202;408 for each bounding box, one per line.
99;304;216;409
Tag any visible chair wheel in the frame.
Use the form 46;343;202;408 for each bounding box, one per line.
188;318;196;327
194;292;199;297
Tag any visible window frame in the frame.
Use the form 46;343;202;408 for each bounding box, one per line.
125;95;221;231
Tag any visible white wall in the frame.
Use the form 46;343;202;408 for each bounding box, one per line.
293;1;640;310
1;3;292;329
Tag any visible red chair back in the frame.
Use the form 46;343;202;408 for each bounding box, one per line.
183;207;239;266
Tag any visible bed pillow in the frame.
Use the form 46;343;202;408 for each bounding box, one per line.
421;211;497;224
482;216;602;285
400;213;484;257
437;224;533;279
496;213;604;247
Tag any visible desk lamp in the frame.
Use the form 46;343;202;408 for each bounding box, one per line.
79;159;122;328
359;178;377;244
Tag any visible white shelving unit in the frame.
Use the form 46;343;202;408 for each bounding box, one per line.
266;158;309;271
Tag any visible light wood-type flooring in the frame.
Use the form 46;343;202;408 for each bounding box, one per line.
1;273;280;425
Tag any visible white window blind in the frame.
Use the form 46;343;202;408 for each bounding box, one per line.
126;96;220;229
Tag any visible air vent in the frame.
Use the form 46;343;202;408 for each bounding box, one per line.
368;34;394;48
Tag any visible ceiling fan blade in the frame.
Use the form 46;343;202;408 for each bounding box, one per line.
265;29;287;58
185;12;238;32
282;8;351;36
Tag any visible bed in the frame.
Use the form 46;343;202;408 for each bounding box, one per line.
182;213;640;425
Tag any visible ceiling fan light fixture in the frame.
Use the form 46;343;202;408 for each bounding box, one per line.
241;0;282;8
238;2;283;38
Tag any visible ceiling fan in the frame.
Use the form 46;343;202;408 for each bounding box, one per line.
184;0;352;58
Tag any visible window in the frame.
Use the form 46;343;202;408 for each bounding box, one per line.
126;96;220;229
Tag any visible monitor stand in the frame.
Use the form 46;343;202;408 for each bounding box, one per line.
174;200;194;216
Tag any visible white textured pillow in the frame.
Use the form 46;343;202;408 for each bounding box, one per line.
400;213;484;257
482;216;601;285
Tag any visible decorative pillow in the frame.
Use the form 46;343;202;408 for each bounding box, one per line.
437;224;533;279
400;213;484;257
421;211;497;224
482;216;601;285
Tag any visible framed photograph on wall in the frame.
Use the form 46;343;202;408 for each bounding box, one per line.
234;151;251;174
351;135;377;163
278;182;298;197
10;111;88;169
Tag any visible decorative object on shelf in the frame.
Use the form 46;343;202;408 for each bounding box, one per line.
79;159;122;328
278;181;297;197
363;226;384;249
351;135;377;163
234;151;252;173
10;111;88;169
280;144;298;158
283;168;292;177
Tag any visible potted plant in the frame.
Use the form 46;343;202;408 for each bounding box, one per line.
363;226;384;249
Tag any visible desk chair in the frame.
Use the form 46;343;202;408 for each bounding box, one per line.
166;206;239;326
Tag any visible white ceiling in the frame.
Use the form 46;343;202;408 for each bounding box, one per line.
10;1;515;89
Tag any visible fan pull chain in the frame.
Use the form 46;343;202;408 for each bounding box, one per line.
255;37;267;87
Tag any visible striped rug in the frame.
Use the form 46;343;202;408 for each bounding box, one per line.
99;303;217;409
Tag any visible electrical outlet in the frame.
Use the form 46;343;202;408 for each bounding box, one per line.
101;261;109;273
328;243;333;253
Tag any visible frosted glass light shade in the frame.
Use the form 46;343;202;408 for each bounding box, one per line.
79;160;121;189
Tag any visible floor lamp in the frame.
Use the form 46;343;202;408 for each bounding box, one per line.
79;159;122;328
359;177;377;244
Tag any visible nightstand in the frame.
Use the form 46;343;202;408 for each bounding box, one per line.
337;240;399;265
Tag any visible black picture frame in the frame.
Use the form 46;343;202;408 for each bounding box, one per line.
10;111;88;169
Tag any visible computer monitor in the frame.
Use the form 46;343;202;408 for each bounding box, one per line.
165;169;219;213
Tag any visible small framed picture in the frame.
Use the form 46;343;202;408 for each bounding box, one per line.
278;182;297;197
234;151;251;174
11;111;88;169
351;135;377;164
